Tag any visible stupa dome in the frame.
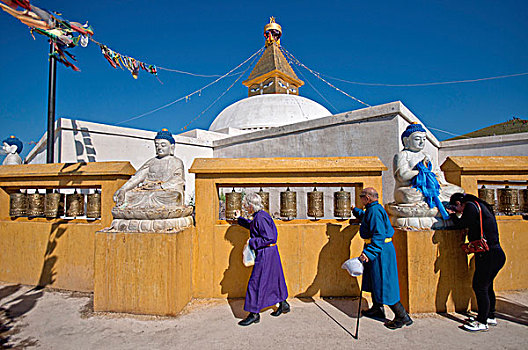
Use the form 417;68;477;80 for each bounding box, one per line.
209;94;331;131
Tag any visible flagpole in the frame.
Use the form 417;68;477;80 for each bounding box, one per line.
46;40;57;164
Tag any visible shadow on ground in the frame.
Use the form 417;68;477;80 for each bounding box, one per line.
0;284;40;348
496;295;528;326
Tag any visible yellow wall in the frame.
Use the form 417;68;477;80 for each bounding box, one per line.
394;217;528;314
94;228;193;316
197;221;364;299
190;157;386;299
0;162;134;292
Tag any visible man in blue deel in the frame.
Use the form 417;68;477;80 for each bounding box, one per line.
352;187;413;329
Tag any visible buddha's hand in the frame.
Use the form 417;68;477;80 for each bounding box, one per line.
114;189;125;206
141;181;161;190
423;154;431;167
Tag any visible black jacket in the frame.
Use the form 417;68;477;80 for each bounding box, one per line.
452;200;501;249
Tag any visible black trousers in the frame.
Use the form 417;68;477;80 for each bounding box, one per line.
472;248;506;323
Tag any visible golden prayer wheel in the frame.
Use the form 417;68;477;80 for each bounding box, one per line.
257;188;270;213
66;190;85;217
334;187;351;219
497;185;519;215
307;187;324;219
86;190;101;219
27;191;45;217
44;191;65;218
225;189;242;220
9;192;27;217
280;187;297;220
478;185;496;210
519;187;528;213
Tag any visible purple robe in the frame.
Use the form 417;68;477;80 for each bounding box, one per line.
238;210;288;313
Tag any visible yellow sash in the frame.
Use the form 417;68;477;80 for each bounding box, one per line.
363;237;392;244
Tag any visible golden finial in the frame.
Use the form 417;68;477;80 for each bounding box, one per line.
264;16;282;47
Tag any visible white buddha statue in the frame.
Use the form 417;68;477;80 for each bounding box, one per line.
387;123;463;229
109;129;193;232
1;136;23;165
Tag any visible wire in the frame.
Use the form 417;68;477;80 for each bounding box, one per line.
113;47;264;126
427;126;471;138
321;72;528;87
90;37;244;79
157;66;244;78
180;48;262;130
280;46;371;107
292;63;339;113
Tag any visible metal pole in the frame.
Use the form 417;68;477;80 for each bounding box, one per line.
46;41;57;164
354;279;363;339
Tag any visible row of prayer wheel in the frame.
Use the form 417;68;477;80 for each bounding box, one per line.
478;185;528;215
225;187;352;220
9;190;101;218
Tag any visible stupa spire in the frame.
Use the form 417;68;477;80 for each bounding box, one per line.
242;17;304;97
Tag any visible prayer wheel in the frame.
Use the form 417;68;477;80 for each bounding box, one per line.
225;189;242;220
280;187;297;220
86;190;101;219
66;190;85;217
307;187;324;219
257;188;270;213
520;187;528;213
334;187;351;219
44;191;65;218
9;191;27;217
497;185;519;215
478;185;496;210
27;191;45;217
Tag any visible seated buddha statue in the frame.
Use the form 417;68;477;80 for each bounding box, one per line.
387;123;463;229
109;129;193;232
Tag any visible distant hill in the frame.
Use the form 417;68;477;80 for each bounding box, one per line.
447;117;528;141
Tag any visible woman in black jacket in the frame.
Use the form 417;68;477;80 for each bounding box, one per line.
449;193;506;332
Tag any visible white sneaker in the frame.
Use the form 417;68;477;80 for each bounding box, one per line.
487;318;498;326
465;316;497;326
463;320;489;332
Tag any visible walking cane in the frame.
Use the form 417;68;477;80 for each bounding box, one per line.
354;277;363;339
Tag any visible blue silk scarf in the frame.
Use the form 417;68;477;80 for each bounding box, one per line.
412;161;450;220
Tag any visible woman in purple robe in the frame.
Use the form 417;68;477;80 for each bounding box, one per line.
234;193;289;326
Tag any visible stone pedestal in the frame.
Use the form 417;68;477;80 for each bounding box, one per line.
393;228;474;313
94;227;193;316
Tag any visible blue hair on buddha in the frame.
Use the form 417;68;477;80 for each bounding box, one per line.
401;123;427;145
2;136;23;154
155;129;175;144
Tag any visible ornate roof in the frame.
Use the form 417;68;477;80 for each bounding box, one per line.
243;42;302;87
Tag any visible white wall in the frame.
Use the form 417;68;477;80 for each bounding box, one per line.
24;102;447;204
213;102;441;203
439;132;528;165
26;118;215;204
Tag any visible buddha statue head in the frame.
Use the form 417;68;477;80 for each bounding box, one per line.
401;123;427;152
2;136;23;165
154;128;175;158
2;135;23;155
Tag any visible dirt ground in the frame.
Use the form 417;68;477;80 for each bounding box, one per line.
1;283;527;349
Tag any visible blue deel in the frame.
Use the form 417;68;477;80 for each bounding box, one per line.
353;201;400;305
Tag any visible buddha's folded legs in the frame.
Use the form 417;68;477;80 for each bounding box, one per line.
124;189;183;208
394;187;424;204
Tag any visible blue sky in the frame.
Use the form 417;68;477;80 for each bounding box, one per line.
1;0;527;157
